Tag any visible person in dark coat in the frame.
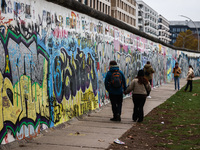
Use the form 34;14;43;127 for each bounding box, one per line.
143;61;155;98
104;60;127;121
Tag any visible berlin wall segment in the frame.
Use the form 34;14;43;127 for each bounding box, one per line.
0;0;200;145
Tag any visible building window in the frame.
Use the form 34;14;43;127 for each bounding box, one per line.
93;0;95;8
97;0;99;10
84;0;88;5
111;10;114;17
78;0;81;2
177;28;180;32
172;28;176;32
112;0;116;6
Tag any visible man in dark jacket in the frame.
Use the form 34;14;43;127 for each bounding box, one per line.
143;61;155;98
104;60;126;121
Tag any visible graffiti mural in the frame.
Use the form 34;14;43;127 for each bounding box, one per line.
0;0;200;145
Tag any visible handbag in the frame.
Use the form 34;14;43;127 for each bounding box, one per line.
191;72;195;78
143;83;150;95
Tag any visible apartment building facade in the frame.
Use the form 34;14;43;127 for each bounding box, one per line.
169;21;200;45
158;15;171;44
75;0;111;16
110;0;138;28
75;0;138;28
136;0;158;38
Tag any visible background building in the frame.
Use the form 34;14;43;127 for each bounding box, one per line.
158;15;171;44
169;21;200;45
75;0;111;16
75;0;138;28
110;0;138;28
136;0;158;38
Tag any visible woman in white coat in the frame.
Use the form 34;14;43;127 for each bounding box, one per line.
184;65;194;92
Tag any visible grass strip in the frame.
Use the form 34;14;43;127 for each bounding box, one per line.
144;79;200;150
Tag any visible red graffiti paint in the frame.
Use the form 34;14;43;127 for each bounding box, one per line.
53;27;68;38
4;134;8;144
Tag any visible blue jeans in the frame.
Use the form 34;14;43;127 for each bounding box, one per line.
174;76;180;90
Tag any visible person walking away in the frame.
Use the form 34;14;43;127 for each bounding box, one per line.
124;70;151;122
143;61;155;98
172;62;182;90
104;60;127;121
184;65;194;92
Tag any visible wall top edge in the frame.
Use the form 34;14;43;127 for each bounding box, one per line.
45;0;200;54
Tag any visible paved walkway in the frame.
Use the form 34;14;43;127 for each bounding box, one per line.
1;78;199;150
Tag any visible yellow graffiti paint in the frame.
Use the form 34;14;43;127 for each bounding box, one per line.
40;60;50;120
1;58;49;131
5;55;10;73
167;67;172;75
0;72;3;131
159;44;162;53
2;77;21;124
53;80;99;126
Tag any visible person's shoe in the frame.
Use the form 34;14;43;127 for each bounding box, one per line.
147;96;151;99
116;115;121;122
110;117;118;121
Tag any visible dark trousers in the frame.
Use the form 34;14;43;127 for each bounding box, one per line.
185;80;193;92
109;94;123;118
132;94;147;122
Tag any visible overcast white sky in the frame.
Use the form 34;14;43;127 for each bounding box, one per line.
143;0;200;21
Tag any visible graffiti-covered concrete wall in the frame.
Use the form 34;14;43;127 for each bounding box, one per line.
0;0;200;145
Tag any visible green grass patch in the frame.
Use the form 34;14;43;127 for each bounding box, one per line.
144;79;200;150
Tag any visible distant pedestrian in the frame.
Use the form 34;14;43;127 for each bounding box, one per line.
172;62;182;90
124;70;151;122
184;65;194;92
143;61;155;98
104;60;127;122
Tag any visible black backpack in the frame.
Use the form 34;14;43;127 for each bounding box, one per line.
144;71;150;76
111;71;122;88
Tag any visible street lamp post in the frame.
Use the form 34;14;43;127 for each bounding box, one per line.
178;33;195;48
180;15;199;51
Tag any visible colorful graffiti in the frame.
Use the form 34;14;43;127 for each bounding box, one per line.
0;0;200;145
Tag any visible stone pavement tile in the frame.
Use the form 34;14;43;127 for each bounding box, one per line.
28;129;124;149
